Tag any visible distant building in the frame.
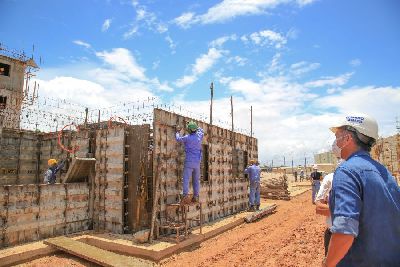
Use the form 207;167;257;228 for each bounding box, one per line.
314;151;338;165
0;52;37;129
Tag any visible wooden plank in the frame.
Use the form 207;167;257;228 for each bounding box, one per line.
44;236;153;267
244;204;277;223
64;157;96;183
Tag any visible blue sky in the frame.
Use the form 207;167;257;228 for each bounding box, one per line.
1;0;400;165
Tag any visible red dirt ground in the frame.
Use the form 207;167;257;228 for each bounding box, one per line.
17;190;326;267
160;191;326;267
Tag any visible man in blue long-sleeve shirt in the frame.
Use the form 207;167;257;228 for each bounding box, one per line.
324;114;400;267
244;160;261;211
176;121;204;204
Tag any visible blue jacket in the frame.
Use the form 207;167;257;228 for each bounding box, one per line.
176;128;204;164
244;164;261;182
329;150;400;266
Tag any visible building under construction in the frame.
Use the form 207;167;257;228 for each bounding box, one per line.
0;50;258;248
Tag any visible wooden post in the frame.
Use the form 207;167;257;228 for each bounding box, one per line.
210;82;214;125
230;96;234;133
98;110;101;125
148;155;161;243
250;105;253;138
84;107;89;128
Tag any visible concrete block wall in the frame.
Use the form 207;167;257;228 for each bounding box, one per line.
0;183;89;247
0;129;91;185
153;109;258;225
94;126;124;234
0;129;39;185
371;134;400;178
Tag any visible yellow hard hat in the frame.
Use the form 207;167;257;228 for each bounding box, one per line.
48;159;58;166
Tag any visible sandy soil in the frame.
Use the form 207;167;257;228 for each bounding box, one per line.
15;252;98;267
160;191;326;267
16;190;326;267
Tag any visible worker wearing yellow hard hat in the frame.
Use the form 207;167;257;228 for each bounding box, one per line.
44;158;66;184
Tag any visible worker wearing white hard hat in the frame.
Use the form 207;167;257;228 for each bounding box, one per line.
323;114;400;267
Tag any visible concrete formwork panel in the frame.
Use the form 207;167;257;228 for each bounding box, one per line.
0;183;89;247
152;109;258;228
0;129;39;185
94;126;124;234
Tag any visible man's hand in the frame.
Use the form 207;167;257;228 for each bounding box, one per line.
175;125;182;132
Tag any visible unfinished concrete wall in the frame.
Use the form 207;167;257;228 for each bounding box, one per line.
0;183;89;247
0;129;39;185
93;126;125;234
371;134;400;179
126;125;152;233
0;129;91;185
152;109;258;226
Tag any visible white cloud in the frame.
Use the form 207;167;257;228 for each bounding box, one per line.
165;35;177;53
102;19;112;32
123;3;168;38
95;48;147;81
173;12;195;29
305;72;354;88
123;25;139;39
317;86;400;131
242;30;287;49
175;48;224;87
290;61;320;76
73;40;91;49
209;34;237;48
226;56;247;66
267;53;284;74
170;78;399;166
349;58;361;67
173;0;316;28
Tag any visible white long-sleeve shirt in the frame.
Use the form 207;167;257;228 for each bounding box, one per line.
315;172;333;227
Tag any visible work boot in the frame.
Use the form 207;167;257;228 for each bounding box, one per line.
247;205;255;212
191;196;199;204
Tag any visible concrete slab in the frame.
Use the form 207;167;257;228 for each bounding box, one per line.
77;202;277;262
0;241;57;267
44;236;154;267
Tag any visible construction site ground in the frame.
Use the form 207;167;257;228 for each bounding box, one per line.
3;179;329;267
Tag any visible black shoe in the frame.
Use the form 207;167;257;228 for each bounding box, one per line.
191;196;199;204
255;205;260;211
248;205;255;211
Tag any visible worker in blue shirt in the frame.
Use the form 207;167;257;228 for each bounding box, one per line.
244;160;261;211
176;121;204;204
324;114;400;267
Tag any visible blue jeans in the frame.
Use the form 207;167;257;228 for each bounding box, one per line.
312;180;321;203
183;162;200;197
249;181;260;206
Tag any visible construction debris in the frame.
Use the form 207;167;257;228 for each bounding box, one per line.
260;174;290;200
244;204;277;223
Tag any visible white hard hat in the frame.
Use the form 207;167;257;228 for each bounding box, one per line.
330;114;379;141
312;164;318;170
